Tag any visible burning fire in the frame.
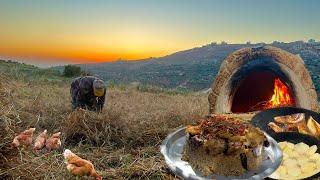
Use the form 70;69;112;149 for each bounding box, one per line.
265;78;294;108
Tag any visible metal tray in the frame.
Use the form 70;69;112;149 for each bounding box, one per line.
160;127;283;180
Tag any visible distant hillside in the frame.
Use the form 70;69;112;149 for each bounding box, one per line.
53;41;320;98
0;60;64;82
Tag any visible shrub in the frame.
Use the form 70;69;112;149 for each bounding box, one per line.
63;65;82;77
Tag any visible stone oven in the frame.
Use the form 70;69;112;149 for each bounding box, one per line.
208;46;318;114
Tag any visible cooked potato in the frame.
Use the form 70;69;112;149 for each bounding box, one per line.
286;142;295;149
315;159;320;168
290;151;300;158
279;142;288;149
301;163;316;173
278;165;287;177
283;146;293;155
308;145;318;156
297;158;308;166
270;141;320;179
295;142;309;154
311;153;320;160
287;166;301;177
307;116;320;137
271;171;280;179
283;158;297;167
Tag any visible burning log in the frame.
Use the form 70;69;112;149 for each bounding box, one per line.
265;78;294;108
249;78;295;112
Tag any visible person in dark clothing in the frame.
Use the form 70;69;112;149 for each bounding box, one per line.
70;76;106;111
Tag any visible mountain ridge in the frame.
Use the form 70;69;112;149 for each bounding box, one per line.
53;41;320;97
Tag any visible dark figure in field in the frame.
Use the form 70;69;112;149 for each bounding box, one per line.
70;76;106;112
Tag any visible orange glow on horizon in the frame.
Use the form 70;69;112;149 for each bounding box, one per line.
0;1;319;65
0;45;178;64
0;25;186;64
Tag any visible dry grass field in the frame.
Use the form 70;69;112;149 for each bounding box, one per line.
0;74;209;179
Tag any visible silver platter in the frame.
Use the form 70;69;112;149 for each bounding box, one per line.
160;127;283;180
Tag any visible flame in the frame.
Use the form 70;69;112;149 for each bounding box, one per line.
265;78;294;108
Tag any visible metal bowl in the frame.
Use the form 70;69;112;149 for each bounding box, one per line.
160;127;282;180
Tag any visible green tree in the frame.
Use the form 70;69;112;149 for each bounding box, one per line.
63;65;82;77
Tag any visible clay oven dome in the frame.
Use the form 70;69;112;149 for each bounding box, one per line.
208;46;318;114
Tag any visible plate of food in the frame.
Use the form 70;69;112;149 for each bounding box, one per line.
268;132;320;180
160;115;283;180
251;107;320;139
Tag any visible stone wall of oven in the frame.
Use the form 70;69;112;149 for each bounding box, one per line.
208;46;318;114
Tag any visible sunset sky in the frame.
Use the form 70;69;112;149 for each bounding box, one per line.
0;0;319;66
